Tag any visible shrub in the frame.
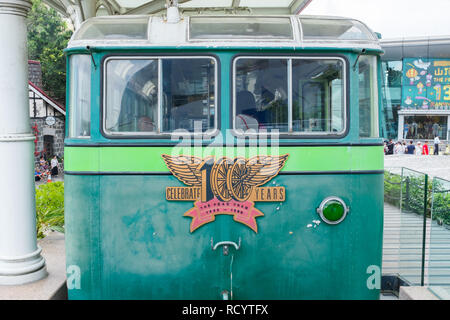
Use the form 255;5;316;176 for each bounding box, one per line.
35;181;64;239
384;171;450;225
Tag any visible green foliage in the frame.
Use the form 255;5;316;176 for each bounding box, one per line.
384;171;402;207
384;171;450;225
27;0;72;103
36;181;64;239
432;181;450;225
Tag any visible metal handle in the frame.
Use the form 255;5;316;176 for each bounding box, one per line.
211;238;241;255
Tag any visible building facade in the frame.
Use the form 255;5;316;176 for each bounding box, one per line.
28;60;66;162
381;37;450;146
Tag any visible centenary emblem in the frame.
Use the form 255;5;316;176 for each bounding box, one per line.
162;154;289;233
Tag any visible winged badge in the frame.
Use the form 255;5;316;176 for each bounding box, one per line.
162;154;288;202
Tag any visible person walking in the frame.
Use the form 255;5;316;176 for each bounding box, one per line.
50;155;59;177
434;135;440;155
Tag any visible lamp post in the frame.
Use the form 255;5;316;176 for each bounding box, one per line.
0;0;47;285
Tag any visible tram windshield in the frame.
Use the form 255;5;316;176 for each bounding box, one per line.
104;57;216;134
234;57;345;134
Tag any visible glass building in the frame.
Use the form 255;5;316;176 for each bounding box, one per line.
381;36;450;142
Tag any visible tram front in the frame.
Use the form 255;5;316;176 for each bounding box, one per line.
64;15;384;299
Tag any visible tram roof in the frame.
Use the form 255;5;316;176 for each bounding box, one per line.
67;14;382;51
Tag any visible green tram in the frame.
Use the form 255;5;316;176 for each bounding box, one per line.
64;14;384;300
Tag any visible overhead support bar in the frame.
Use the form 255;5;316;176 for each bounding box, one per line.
232;0;240;8
290;0;313;15
105;0;123;14
42;0;67;15
124;0;190;15
80;0;96;19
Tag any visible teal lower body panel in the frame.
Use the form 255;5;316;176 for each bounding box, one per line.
65;173;383;300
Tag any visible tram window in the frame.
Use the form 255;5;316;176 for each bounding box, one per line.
73;18;148;40
292;59;344;133
235;59;289;133
234;57;345;135
105;59;158;134
300;18;377;41
68;55;91;138
161;59;216;133
190;17;293;40
359;56;379;138
104;57;216;135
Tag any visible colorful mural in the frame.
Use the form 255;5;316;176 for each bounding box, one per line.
402;58;450;110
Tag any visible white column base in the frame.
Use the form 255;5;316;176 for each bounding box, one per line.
0;246;47;285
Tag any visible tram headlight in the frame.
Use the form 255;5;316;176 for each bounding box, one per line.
316;197;349;225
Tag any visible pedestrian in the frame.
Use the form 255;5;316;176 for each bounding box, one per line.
422;141;429;155
35;167;42;181
50;155;59;177
434;135;440;155
394;142;403;154
387;139;394;155
406;140;415;155
39;156;48;171
415;142;422;155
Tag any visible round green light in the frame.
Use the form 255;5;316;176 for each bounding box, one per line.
317;197;349;225
322;201;345;222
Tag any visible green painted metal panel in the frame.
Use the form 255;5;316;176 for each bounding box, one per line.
65;173;383;300
64;46;384;300
64;146;383;173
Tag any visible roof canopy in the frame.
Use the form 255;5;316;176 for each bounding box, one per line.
44;0;313;29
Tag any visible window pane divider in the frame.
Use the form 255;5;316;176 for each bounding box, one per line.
158;59;162;134
288;58;293;132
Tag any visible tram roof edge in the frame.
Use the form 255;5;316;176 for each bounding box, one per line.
66;14;382;51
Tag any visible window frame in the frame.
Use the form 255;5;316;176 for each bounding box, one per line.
231;54;349;138
358;55;380;138
68;54;92;139
101;54;220;139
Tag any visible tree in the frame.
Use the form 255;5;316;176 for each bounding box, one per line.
27;0;72;103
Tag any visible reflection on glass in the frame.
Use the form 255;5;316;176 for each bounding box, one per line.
105;58;216;134
162;59;215;133
300;18;376;41
190;17;293;40
105;59;158;133
359;55;379;138
292;59;344;133
69;55;91;138
74;18;148;40
404;115;448;140
234;58;345;134
382;60;403;139
235;59;288;132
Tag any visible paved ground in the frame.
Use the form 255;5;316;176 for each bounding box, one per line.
382;203;450;288
0;232;66;300
385;155;450;181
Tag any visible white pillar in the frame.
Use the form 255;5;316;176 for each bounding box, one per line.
0;0;47;285
447;115;450;142
397;114;404;141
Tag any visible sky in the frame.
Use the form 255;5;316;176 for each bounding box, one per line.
302;0;450;39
